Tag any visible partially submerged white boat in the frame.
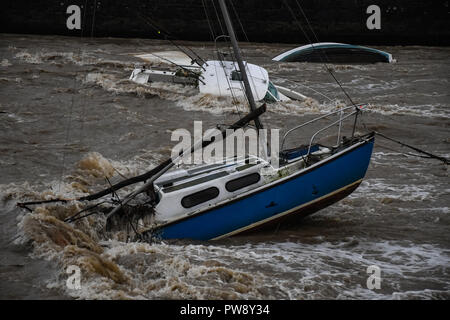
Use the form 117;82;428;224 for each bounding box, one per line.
129;50;306;103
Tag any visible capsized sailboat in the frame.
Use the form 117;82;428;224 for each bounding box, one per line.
273;42;395;64
18;0;375;241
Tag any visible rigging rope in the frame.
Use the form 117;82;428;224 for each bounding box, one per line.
131;7;207;68
281;0;356;106
58;0;96;192
208;1;246;116
58;89;75;192
211;0;226;39
230;0;261;105
355;109;448;165
205;4;242;118
202;0;216;42
77;0;90;154
374;131;449;165
226;0;262;104
229;0;249;43
90;0;97;38
270;76;334;102
219;1;254;112
142;51;205;84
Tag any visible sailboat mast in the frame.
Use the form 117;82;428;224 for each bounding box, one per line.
218;0;263;130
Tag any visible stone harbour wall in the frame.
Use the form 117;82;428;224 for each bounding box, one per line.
2;0;449;45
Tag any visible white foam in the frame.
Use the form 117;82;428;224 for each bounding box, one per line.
1;59;12;67
364;103;450;119
352;179;439;202
6;163;449;300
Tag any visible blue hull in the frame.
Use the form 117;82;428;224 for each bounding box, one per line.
151;136;374;240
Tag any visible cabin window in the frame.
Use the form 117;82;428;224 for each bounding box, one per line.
231;70;243;81
162;171;228;193
225;173;261;192
181;187;220;208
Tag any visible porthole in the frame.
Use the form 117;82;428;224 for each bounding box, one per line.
181;187;220;208
225;173;261;192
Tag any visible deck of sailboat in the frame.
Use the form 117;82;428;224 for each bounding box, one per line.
154;155;264;194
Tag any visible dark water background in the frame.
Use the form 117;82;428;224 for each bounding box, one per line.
0;34;449;299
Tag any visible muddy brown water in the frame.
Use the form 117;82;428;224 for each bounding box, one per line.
0;34;449;299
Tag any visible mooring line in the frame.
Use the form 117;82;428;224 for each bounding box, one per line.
374;131;449;165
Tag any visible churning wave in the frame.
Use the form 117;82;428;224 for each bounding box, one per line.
1;150;448;300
